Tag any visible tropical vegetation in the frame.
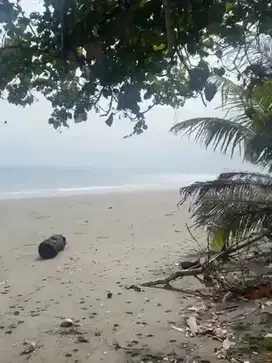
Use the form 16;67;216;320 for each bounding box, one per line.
170;38;272;254
0;0;271;135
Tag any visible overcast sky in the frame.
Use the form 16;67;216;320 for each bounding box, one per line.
0;0;258;173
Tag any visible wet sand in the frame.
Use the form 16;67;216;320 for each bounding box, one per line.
0;191;216;363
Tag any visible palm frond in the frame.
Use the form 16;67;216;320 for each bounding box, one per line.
210;75;252;123
179;179;272;208
170;117;252;157
210;75;272;133
217;171;272;183
245;133;272;171
219;79;246;108
179;172;272;243
172;40;272;247
171;75;272;166
170;76;257;157
196;197;272;244
252;80;272;112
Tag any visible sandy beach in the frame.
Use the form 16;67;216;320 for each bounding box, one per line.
0;190;217;363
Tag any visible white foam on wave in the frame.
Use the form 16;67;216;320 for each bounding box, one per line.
0;173;216;200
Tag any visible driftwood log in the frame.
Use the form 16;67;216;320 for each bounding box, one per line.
38;235;66;259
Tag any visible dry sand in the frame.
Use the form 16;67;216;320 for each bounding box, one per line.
0;190;217;363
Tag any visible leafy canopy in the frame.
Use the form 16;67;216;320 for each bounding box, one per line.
0;0;271;134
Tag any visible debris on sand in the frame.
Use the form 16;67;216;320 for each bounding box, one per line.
125;284;142;292
246;284;272;300
181;301;231;341
115;343;187;363
20;340;40;356
183;355;210;363
38;234;66;259
180;259;200;270
76;335;89;343
107;292;113;299
187;300;207;313
186;315;199;335
215;337;234;359
171;325;184;333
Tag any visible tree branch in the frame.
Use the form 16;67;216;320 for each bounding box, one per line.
163;0;174;52
142;267;203;287
141;232;267;288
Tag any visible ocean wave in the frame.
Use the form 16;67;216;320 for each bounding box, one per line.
0;173;216;200
0;184;169;200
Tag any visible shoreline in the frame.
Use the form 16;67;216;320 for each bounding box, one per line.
0;171;216;201
0;183;182;201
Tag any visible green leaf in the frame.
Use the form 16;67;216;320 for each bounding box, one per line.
105;113;113;127
225;2;235;12
0;0;271;136
140;0;147;8
210;229;224;249
17;17;30;31
152;44;166;51
204;82;217;102
252;80;272;111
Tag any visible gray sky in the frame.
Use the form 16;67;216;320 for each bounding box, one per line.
0;0;258;173
0;94;256;172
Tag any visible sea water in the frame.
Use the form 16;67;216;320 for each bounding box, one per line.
0;166;216;200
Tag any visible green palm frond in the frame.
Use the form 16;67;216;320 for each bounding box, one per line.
197;196;272;246
170;117;252;157
179;172;272;244
245;133;272;171
211;75;247;110
179;178;272;208
172;40;272;248
170;73;272;167
216;75;272;130
209;75;254;124
170;77;257;158
253;80;272;112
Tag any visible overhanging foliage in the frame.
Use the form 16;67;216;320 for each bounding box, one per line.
0;0;271;134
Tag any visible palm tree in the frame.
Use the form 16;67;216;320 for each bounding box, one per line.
170;76;272;251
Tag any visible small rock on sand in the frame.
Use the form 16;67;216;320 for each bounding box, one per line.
60;318;74;328
76;335;89;343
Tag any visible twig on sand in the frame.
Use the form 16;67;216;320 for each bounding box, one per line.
142;267;203;287
146;284;212;297
185;223;203;251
